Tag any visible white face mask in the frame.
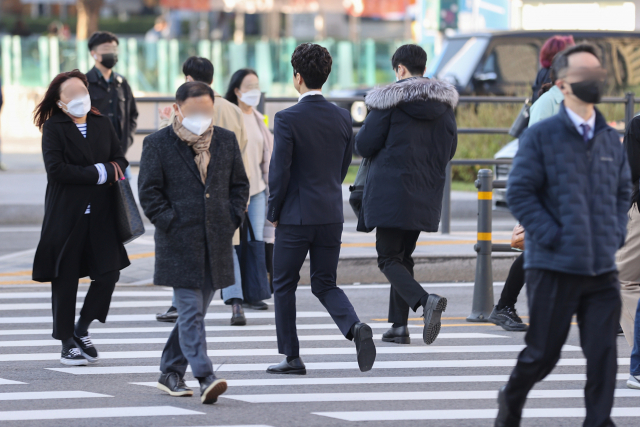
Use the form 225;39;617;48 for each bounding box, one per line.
178;105;212;136
239;89;261;107
60;94;91;118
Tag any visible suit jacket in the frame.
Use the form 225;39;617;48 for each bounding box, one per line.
267;95;352;225
33;111;130;282
138;125;249;290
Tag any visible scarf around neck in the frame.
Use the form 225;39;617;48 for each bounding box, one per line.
172;116;214;184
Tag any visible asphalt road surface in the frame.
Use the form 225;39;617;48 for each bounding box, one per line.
0;229;638;426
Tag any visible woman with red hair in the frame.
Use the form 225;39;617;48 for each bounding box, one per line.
531;35;575;103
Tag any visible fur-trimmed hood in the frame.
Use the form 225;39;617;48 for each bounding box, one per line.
365;78;459;111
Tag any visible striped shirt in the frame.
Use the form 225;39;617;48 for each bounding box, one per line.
76;123;91;214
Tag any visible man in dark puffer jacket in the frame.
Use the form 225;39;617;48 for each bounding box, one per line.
496;44;631;427
356;44;458;347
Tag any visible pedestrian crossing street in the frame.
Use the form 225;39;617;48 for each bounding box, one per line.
0;283;639;426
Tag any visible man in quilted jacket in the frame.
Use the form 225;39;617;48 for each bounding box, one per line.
496;44;632;427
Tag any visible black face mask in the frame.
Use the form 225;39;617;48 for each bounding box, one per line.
570;79;605;104
100;53;118;69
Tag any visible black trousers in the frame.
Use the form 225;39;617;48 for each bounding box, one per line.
504;269;620;427
51;215;119;341
272;224;360;357
376;228;428;325
497;253;525;308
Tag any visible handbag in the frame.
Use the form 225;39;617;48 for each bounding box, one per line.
511;223;525;251
265;242;274;293
238;216;272;302
348;158;374;233
508;99;531;138
110;162;145;244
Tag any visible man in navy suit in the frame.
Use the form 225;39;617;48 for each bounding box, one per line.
266;43;376;375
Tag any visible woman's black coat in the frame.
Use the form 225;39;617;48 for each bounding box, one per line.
355;78;458;232
33;111;130;282
138;125;249;290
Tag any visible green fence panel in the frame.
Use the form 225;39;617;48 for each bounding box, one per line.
169;39;180;93
38;37;49;86
364;39;376;87
337;41;354;89
49;37;60;80
157;39;169;94
255;41;273;94
128;38;139;92
198;39;211;60
212;40;224;95
229;42;247;75
11;36;22;85
2;36;11;85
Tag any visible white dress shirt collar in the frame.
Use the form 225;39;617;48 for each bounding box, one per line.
298;90;323;102
565;105;596;140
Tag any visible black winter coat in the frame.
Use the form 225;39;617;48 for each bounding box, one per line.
623;115;640;209
33;111;130;282
87;67;138;155
531;67;551;104
138;126;249;290
355;78;458;232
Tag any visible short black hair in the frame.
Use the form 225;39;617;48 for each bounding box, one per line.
552;43;601;78
175;81;215;104
391;44;427;76
182;56;214;85
88;32;119;51
291;43;332;90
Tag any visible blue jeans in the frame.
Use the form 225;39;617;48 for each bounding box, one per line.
221;190;266;303
631;297;640;376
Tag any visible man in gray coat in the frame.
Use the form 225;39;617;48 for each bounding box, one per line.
138;82;249;404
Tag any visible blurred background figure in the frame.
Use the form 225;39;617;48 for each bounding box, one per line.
145;15;170;43
531;35;575;103
225;69;273;312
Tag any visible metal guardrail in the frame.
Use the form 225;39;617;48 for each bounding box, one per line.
134;94;637;235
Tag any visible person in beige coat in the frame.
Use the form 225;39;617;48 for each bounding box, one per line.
155;57;250;325
223;69;274;321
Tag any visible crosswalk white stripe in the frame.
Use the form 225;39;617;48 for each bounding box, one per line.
222;388;640;403
0;325;506;336
0;345;582;361
49;358;631;375
0;378;26;385
0;300;247;311
0;391;111;400
0;291;174;299
130;373;630;388
0;311;329;324
313;407;640;421
0;333;508;347
0;406;203;421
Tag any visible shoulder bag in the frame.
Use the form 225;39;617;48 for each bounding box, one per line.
110;162;145;244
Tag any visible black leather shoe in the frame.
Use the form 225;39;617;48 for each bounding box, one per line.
157;372;193;397
243;300;269;310
198;375;227;404
495;386;521;427
156;307;178;323
352;322;376;372
423;294;447;345
266;357;307;375
382;325;410;344
230;302;246;326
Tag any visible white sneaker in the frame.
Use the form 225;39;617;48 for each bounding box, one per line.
627;374;640;389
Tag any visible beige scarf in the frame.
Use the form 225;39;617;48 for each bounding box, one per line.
172;116;214;184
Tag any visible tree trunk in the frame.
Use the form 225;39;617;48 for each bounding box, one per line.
76;0;104;41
